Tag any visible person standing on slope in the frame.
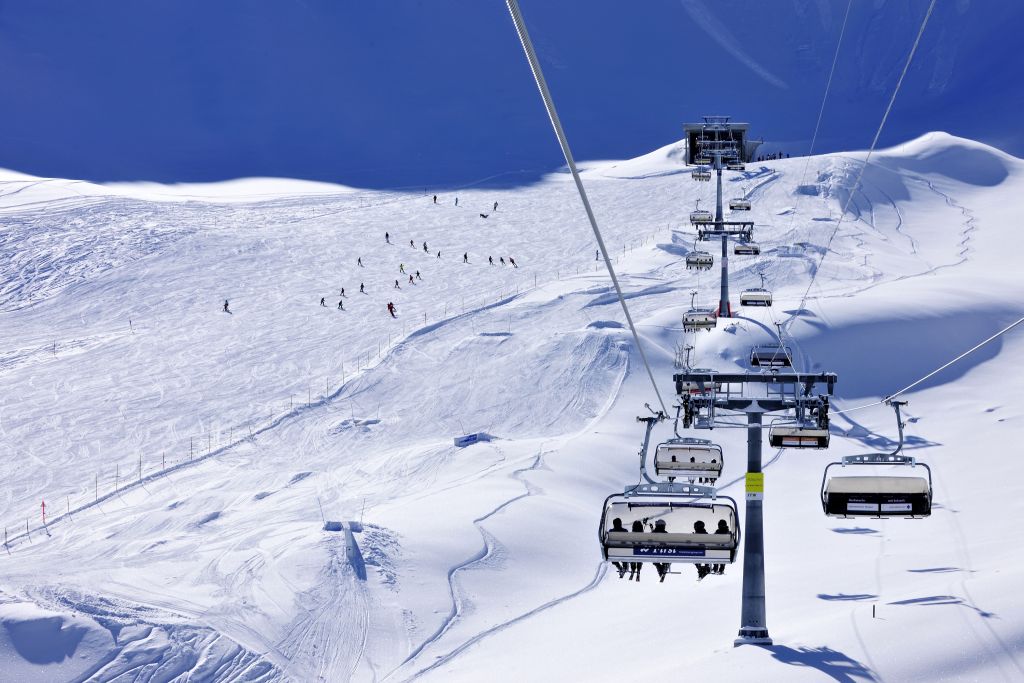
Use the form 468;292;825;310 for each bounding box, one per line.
433;194;437;204
387;302;396;317
493;201;498;211
320;297;326;307
463;252;469;263
223;299;230;313
338;299;344;310
360;282;365;294
385;232;390;244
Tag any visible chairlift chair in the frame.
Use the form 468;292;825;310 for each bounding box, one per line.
768;421;830;449
726;162;746;171
600;485;740;566
729;198;751;211
694;156;711;165
749;344;792;368
683;308;717;332
734;242;761;256
692;169;712;182
690;210;714;224
821;401;931;518
677;368;722;394
654;439;724;484
685;249;714;271
740;288;772;307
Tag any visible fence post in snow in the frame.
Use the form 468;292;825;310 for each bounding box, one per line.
190;437;193;461
115;464;119;491
162;452;165;470
138;455;142;481
342;362;345;384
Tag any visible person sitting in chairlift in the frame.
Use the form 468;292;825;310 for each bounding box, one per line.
693;520;711;580
652;519;670;583
629;520;644;581
711;520;730;575
610;518;629;578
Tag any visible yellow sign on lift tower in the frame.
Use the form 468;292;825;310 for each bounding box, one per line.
746;472;764;500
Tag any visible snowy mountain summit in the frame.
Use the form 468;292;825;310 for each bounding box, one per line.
1;132;1022;681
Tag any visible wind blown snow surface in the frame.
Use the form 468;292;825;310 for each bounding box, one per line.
1;132;1023;681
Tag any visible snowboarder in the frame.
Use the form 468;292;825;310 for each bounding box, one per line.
223;299;230;313
509;257;517;268
463;252;469;263
693;521;710;579
493;201;498;211
394;279;401;289
387;302;396;317
385;232;390;243
358;257;363;267
423;242;428;252
433;194;437;204
360;282;365;294
488;256;494;265
338;299;344;310
610;518;629;578
629;520;644;581
320;297;326;307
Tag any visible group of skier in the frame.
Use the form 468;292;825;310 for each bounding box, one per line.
610;517;730;583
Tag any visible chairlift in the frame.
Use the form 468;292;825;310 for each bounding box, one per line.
750;344;792;368
694;156;711;165
690;210;713;224
686;248;714;270
741;273;772;307
692;169;712;182
729;198;751;211
821;401;932;518
654;439;723;484
683;308;717;332
677;368;722;394
734;241;761;256
726;162;746;171
600;484;740;566
768;421;830;449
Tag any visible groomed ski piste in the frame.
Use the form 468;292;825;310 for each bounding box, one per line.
1;132;1023;681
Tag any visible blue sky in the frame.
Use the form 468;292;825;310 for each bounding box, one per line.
0;0;1019;187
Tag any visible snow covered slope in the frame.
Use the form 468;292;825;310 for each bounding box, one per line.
1;132;1022;681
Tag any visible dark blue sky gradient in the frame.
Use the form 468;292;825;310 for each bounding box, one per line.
0;0;1019;188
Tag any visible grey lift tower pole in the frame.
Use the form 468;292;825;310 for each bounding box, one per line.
714;153;730;319
675;371;838;647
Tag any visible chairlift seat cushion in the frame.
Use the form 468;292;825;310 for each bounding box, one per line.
656;461;720;472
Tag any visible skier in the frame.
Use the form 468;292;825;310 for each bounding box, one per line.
320;297;326;307
360;282;365;294
499;257;505;266
223;299;230;313
385;232;390;244
341;287;346;297
488;256;494;265
423;242;428;252
711;520;730;575
437;250;442;259
400;263;405;274
409;274;414;284
387;302;396;317
693;521;710;579
509;257;517;268
394;279;401;289
433;194;437;204
629;520;644;581
415;270;421;280
410;239;415;248
357;257;363;267
455;197;459;206
463;252;469;263
493;201;498;211
338;299;344;310
652;520;670;582
609;518;629;578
